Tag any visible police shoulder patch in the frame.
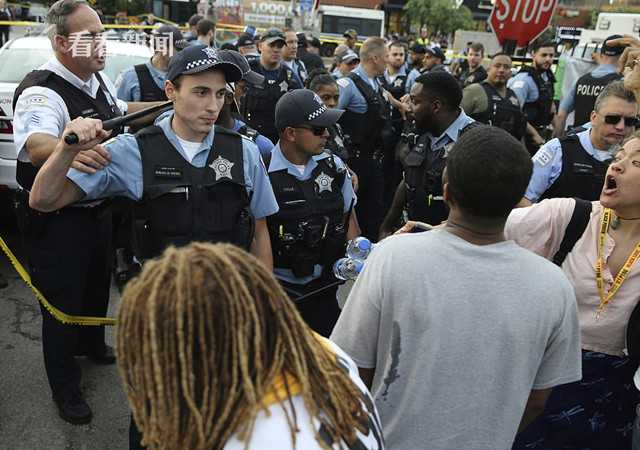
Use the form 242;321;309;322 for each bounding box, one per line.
337;78;351;88
533;148;554;167
511;80;526;89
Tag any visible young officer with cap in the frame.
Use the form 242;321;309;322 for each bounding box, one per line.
267;89;359;337
523;80;636;204
405;45;447;94
332;48;360;79
115;25;188;103
28;44;278;269
236;32;259;61
554;35;625;136
240;28;302;143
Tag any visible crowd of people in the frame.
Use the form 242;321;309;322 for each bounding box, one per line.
4;0;640;448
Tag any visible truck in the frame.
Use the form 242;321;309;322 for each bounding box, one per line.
311;5;385;56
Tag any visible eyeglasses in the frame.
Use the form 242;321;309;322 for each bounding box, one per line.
294;126;327;136
603;114;639;127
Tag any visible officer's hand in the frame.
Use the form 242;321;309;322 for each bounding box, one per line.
394;220;436;235
607;35;640;50
346;165;359;192
620;47;640;95
71;144;112;174
61;117;111;153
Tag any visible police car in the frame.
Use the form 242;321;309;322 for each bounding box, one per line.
0;36;152;190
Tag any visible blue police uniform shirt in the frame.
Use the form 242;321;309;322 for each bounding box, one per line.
507;70;553;108
283;59;306;87
424;109;474;153
233;118;274;157
559;64;618;113
115;60;167;102
525;128;614;202
384;65;408;86
66;112;279;219
405;67;421;94
268;143;357;285
331;68;343;79
337;64;380;114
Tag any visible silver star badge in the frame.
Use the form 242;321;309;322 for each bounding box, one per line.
315;172;333;193
280;80;289;92
209;156;234;181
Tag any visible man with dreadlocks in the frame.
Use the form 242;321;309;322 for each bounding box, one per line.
116;242;385;450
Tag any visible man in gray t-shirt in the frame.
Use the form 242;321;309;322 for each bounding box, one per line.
331;126;582;450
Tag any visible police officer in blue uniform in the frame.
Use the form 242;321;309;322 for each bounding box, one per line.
28;44;279;267
523;81;636;203
554;35;624;136
380;72;477;238
337;36;390;240
267;89;359;337
115;25;188;103
240;28;302;143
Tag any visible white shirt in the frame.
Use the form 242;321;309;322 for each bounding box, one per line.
13;57;128;162
175;135;203;163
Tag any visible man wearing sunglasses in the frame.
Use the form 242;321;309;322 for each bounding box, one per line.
523;80;637;204
240;28;302;143
266;89;360;337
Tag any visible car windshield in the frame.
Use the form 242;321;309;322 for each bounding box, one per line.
0;47;150;83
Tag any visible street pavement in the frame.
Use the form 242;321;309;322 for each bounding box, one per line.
0;224;353;449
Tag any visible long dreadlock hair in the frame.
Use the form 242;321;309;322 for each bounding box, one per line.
116;242;369;450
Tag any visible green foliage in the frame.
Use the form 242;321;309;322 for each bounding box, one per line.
404;0;475;35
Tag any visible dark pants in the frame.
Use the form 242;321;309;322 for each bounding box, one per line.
22;203;112;398
0;26;9;47
348;155;384;242
281;278;341;338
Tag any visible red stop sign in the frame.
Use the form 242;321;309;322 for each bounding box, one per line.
489;0;558;48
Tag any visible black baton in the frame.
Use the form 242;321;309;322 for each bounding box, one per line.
64;100;173;145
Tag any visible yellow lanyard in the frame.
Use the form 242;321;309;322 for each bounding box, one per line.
594;208;640;318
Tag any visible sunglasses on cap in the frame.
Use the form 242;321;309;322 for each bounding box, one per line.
603;114;639;127
294;125;328;136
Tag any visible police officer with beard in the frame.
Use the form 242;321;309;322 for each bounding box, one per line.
240;28;302;143
12;0;165;424
379;72;476;238
462;53;526;140
523;81;636;204
267;89;359;337
508;40;556;153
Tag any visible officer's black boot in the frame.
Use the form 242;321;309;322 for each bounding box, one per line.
53;386;92;425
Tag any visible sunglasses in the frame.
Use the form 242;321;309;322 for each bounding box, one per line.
603;114;639;127
294;126;327;136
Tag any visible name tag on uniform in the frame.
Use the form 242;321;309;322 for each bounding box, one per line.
154;165;183;179
572;162;594;174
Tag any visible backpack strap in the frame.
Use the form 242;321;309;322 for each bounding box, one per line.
552;198;593;266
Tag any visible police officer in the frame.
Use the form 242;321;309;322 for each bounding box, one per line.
379;72;476;238
282;29;308;87
406;45;447;94
240;28;302;144
337;37;390;240
267;89;359;337
343;29;358;51
331;48;360;79
462;53;526;140
236;32;259;62
554;35;624;136
215;50;275;156
28;44;278;266
115;25;187;103
455;42;487;88
408;43;426;72
508;40;556;153
523;81;636;203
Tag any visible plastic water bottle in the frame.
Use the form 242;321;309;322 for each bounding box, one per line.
333;257;364;281
346;237;374;260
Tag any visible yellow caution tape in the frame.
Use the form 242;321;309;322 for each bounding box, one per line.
0;234;116;326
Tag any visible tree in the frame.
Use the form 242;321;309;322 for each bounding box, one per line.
404;0;475;36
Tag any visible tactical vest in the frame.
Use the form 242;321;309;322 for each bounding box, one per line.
338;73;389;159
266;153;347;279
518;66;555;127
132;125;254;259
459;65;487;88
13;70;123;190
240;60;294;142
325;123;351;161
236;123;259;143
470;82;526;140
403;122;481;224
379;72;408;127
541;134;612;202
134;64;167;102
573;71;622;127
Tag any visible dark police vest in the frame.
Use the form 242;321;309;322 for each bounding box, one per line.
132;125;254;259
459;65;487;88
338;73;389;159
236;122;260;143
266;153;347;279
470;82;526;140
325;123;351;161
379;72;408;127
403;122;481;224
518;66;555;127
573;71;622;127
133;64;167;102
540;134;612;201
13;70;123;190
241;59;294;142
